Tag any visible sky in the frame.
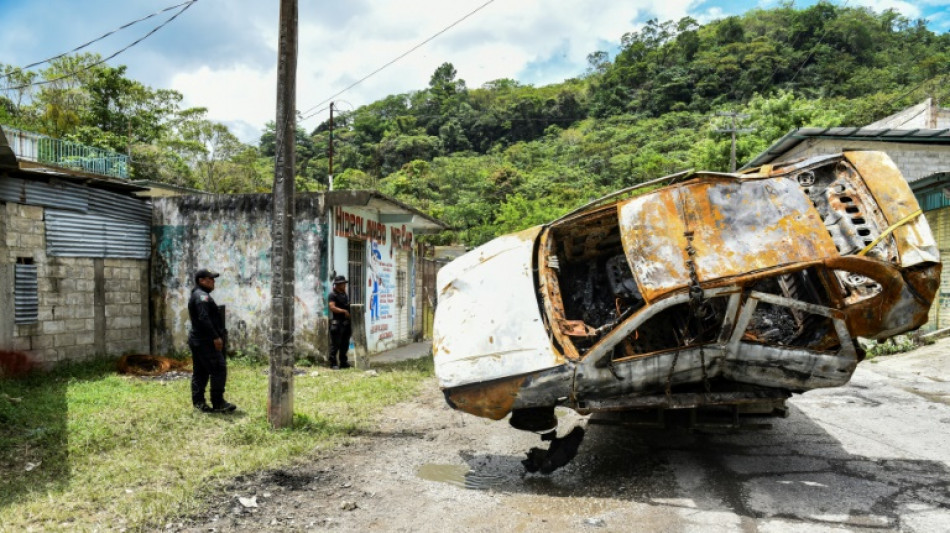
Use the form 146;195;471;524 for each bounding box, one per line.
1;0;948;144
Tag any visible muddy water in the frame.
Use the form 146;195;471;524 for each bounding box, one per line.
415;463;507;490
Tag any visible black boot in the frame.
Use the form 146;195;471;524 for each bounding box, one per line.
212;401;237;413
211;391;237;413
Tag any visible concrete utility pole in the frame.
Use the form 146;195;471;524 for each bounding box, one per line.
269;0;298;429
928;95;938;129
328;101;334;190
715;111;754;172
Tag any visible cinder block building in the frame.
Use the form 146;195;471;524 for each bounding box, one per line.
0;126;152;368
743;99;950;330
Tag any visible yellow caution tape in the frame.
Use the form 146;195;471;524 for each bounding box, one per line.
858;209;923;256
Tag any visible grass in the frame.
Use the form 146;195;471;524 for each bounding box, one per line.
864;333;934;359
0;355;433;531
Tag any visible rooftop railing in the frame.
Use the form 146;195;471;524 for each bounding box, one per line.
2;126;129;179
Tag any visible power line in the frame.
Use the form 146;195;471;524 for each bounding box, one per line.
3;0;197;91
298;0;497;121
879;74;949;113
2;0;198;78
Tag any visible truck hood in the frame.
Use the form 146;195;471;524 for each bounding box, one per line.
433;226;562;389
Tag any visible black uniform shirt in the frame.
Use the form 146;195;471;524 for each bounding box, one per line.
329;290;350;324
188;287;223;342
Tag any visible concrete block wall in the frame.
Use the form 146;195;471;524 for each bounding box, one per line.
0;201;149;368
776;139;950;184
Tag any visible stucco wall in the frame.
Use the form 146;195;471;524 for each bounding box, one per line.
151;194;328;358
0;201;149;367
773;140;950;184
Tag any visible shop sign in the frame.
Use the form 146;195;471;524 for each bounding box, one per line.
335;207;386;243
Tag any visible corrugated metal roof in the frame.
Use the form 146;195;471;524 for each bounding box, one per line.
742;127;950;170
46;210;150;259
0;176;89;212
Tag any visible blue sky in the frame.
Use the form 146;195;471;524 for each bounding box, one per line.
1;0;947;143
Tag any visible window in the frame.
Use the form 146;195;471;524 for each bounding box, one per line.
347;240;365;304
14;258;38;325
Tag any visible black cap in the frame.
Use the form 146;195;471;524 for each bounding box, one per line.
195;269;220;281
333;275;348;285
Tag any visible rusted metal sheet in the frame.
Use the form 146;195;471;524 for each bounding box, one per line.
444;376;527;420
619;177;837;302
845;151;940;267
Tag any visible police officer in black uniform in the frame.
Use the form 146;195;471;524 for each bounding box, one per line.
188;268;237;413
328;275;352;369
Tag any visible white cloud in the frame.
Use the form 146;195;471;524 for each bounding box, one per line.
171;64;276;130
849;0;922;17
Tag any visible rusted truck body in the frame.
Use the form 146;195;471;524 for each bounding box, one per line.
433;151;940;471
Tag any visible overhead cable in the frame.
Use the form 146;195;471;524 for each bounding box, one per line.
3;0;198;78
3;0;197;91
299;0;497;121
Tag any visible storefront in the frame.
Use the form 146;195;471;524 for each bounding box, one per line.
326;192;445;353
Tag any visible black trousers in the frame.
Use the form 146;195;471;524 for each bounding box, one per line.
190;340;227;407
329;323;352;367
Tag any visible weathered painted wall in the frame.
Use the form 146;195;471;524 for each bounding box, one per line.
0;201;149;367
330;206;417;353
151;194;328;358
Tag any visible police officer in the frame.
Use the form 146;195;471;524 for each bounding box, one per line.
188;268;237;413
328;275;352;369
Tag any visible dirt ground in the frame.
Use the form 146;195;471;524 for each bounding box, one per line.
177;340;950;533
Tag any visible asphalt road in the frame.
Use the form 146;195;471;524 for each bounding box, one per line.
183;339;950;532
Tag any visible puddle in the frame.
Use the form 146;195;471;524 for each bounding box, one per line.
416;463;507;490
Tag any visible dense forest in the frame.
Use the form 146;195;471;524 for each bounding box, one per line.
2;2;949;245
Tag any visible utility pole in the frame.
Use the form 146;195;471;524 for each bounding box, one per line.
328;101;334;190
269;0;297;429
928;95;938;129
715;111;753;172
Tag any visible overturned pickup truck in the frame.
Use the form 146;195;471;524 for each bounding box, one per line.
433;151;940;473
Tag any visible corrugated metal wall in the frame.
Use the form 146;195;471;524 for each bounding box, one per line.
0;175;150;259
46;210;150;258
86;187;151;223
0;176;89;211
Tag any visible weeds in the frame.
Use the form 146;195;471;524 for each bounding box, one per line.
0;355;432;531
864;333;934;359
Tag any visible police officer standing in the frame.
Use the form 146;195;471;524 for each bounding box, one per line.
188;268;237;413
328;275;352;369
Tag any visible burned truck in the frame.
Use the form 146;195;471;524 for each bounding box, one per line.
432;151;940;473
